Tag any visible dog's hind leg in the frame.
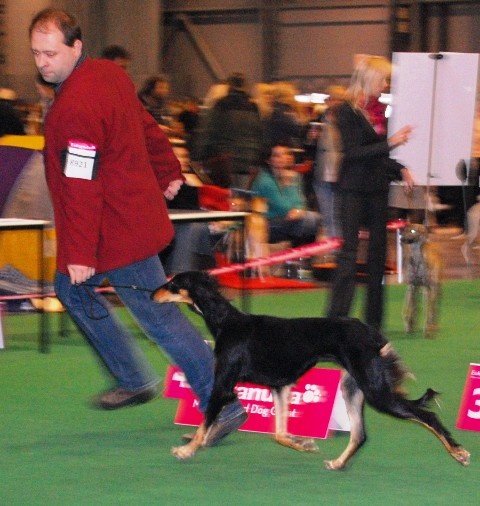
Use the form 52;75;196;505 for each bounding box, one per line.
360;370;470;467
381;395;470;466
272;386;318;452
324;373;366;470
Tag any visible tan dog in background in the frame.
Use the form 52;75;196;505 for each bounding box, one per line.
400;224;443;338
245;196;270;278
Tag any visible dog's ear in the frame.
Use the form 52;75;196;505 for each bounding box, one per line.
198;271;220;291
190;271;218;290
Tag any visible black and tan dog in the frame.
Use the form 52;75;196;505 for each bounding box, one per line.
152;271;469;469
400;223;443;338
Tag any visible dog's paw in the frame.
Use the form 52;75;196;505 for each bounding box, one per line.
276;434;319;452
324;458;345;471
424;324;438;339
298;437;319;452
171;444;197;460
451;447;470;466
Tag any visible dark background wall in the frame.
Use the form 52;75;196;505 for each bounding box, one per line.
1;0;479;102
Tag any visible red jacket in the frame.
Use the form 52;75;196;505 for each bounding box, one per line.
44;58;182;274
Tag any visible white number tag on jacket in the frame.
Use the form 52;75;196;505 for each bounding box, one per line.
63;140;98;180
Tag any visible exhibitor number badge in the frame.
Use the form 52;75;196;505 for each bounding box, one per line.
63;140;98;180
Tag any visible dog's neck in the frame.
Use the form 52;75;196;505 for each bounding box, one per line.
190;289;243;338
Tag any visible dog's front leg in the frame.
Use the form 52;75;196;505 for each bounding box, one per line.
424;284;439;338
272;386;318;452
403;284;416;333
171;423;206;460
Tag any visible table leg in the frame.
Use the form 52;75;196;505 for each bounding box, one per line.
240;219;250;313
39;226;49;353
396;228;403;284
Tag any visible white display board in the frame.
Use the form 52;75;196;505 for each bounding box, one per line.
389;52;479;186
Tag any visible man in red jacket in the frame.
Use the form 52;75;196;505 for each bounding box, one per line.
29;8;246;444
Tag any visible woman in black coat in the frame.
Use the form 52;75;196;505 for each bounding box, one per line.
327;56;414;330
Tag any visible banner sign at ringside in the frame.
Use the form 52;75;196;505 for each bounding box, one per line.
456;363;480;432
163;365;350;439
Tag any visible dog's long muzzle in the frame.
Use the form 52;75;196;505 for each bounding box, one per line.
151;286;194;306
151;287;171;303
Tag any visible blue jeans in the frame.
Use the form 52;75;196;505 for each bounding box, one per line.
55;255;218;412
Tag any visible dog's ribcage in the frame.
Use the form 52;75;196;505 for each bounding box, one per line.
209;308;387;391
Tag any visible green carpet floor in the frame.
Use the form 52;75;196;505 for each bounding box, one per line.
1;280;479;505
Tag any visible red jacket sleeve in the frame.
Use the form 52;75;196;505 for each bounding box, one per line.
141;105;184;191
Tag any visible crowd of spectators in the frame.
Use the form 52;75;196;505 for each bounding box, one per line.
1;64;331;277
4;32;480;338
8;49;474;288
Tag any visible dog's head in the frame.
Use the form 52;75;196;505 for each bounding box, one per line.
151;271;219;309
400;223;428;245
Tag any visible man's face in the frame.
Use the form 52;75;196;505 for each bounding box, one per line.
153;81;169;98
30;22;82;85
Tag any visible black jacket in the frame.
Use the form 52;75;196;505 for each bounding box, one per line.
198;90;263;175
334;101;404;193
0;101;25;136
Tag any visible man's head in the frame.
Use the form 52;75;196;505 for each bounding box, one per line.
227;72;247;93
140;75;170;99
101;45;131;70
29;9;82;85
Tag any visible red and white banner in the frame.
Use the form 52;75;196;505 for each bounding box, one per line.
163;365;349;439
456;363;480;432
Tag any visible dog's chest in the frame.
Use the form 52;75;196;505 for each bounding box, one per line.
406;244;433;286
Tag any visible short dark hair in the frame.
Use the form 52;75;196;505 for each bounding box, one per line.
29;8;81;47
139;75;169;97
227;72;247;92
261;141;293;165
101;45;131;61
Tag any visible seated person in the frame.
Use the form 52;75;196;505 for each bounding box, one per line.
250;142;321;246
161;221;216;275
161;182;230;275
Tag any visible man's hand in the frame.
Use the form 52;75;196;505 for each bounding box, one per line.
67;264;96;284
286;208;305;220
401;167;415;193
164;179;183;200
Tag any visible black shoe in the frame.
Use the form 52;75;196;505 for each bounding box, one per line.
92;386;158;410
203;409;248;447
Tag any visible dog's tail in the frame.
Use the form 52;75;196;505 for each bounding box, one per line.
379;344;440;406
410;387;440;407
378;343;416;397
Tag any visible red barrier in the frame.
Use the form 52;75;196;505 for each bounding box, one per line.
0;238;343;302
209;238;342;276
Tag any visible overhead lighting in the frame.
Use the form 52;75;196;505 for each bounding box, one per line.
295;93;329;104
